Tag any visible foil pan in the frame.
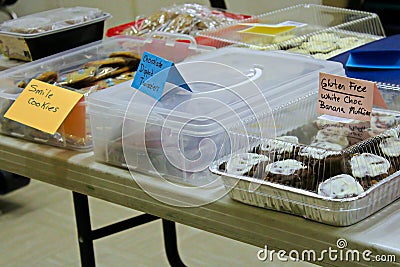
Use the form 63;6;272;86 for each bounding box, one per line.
210;159;400;226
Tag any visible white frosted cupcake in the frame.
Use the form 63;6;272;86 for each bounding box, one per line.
318;174;364;199
225;153;270;178
257;135;299;161
263;159;314;190
348;153;394;188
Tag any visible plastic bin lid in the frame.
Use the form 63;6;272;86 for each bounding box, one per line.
88;48;344;135
0;7;108;37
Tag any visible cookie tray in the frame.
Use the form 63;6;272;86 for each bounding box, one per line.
210;157;400;226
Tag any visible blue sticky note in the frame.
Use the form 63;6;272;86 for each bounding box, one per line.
131;51;191;100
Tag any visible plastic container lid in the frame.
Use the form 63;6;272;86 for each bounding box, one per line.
0;7;109;37
88;47;344;136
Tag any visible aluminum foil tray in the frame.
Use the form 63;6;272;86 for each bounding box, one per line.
210;159;400;226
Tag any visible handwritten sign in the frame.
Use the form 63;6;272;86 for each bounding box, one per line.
317;72;387;121
4;79;83;134
131;51;191;100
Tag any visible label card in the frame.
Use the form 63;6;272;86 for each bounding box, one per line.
317;72;387;121
131;51;191;100
4;79;83;134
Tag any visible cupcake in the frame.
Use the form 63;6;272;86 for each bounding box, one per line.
313;126;350;148
224;153;270;178
263;159;314;190
317;174;364;199
347;153;395;189
256;135;299;161
378;136;400;170
297;141;344;181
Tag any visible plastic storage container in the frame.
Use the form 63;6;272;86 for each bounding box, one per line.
0;36;214;151
196;4;385;59
106;3;250;37
210;84;400;226
0;7;111;61
87;47;344;185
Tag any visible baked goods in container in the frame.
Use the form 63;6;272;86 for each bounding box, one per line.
317;174;364;198
223;153;270;178
263;159;314;190
378;136;400;168
347;152;395;189
297;141;344;182
256;135;299;161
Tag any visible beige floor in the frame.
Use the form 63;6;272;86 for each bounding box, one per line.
0;179;316;267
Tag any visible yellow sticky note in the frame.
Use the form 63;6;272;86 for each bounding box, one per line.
238;25;296;35
4;79;83;135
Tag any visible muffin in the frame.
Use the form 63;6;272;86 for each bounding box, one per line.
263;159;314;190
347;153;395;189
297;141;344;182
317;174;364;199
313;126;350;148
224;153;270;178
378;136;400;170
256;135;299;161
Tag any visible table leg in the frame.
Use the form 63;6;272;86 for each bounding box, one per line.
72;191;96;267
162;219;187;267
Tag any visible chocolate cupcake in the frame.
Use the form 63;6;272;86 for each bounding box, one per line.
225;153;270;178
256;136;299;161
313;126;350;149
263;159;314;190
297;141;344;182
378;136;400;171
317;174;364;199
347;153;395;189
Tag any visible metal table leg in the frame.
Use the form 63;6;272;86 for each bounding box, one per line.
162;219;188;267
72;191;160;267
73;191;96;267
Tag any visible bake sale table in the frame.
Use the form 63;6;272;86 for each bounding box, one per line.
0;134;399;267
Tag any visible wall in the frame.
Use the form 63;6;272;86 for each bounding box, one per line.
8;0;323;29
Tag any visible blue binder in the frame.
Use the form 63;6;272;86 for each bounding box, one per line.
329;34;400;85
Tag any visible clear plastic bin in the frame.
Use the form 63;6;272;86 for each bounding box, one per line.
210;84;400;226
196;4;385;59
0;7;111;61
87;47;344;185
0;36;214;151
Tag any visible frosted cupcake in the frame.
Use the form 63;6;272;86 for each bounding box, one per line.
348;153;394;189
378;136;400;170
256;136;299;161
263;159;314;190
224;153;270;178
298;141;344;180
318;174;364;199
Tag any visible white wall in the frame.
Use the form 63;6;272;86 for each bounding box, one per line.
8;0;323;28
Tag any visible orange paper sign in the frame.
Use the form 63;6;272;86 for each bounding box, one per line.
4;79;83;135
317;72;387;121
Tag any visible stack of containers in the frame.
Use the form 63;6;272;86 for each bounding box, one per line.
0;36;214;151
87;47;344;186
196;4;385;59
0;7;111;61
210;85;400;226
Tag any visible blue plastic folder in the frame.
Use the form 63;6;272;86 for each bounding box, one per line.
329;34;400;84
346;50;400;69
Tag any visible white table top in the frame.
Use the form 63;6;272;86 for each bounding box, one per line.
0;135;399;266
